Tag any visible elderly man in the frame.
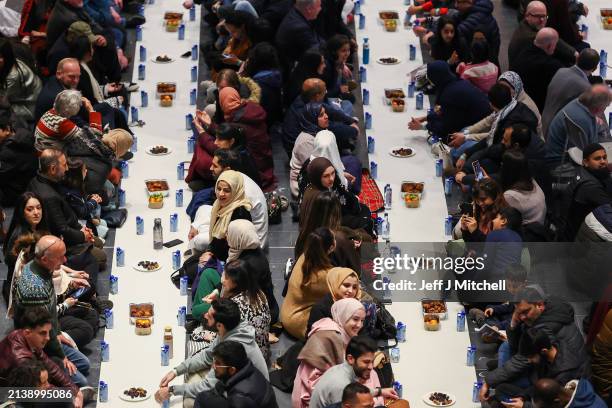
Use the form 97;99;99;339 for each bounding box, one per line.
46;0;125;77
36;58;84;121
542;48;600;136
546;85;612;165
13;235;92;387
275;0;324;71
508;0;577;66
282;78;358;155
511;27;564;111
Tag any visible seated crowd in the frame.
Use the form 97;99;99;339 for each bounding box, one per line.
0;0;611;406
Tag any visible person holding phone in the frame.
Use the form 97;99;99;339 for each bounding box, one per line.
458;178;507;242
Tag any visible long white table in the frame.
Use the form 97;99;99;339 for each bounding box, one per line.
97;1;199;405
354;1;480;406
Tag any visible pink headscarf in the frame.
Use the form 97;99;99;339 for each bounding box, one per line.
219;87;243;121
331;298;365;345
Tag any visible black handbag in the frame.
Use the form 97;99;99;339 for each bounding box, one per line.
170;254;201;289
373;351;395;388
362;299;397;342
102;208;127;228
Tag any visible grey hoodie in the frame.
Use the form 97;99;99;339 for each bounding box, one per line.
172;322;269;398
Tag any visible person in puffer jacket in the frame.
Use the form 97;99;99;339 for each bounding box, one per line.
532;378;607;408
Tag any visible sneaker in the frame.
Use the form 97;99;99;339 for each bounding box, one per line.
79;386;96;402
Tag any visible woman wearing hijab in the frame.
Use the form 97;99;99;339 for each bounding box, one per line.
306;267;361;337
300;157;372;236
226;219;278;324
199;170;252;263
217;86;276;191
292;298;366;408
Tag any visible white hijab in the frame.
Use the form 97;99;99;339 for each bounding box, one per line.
310;130;348;188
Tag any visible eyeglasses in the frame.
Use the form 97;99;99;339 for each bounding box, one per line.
527;13;548;19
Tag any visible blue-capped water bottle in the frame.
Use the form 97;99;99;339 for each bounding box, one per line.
116;247;125;267
367;136;375;153
178;23;185;40
362;88;369;105
130;106;139;123
600;49;608;65
105;309;114;329
136;216;144;235
136;25;142;41
444;215;453;236
138;4;144;16
409;44;416;60
362;37;370;65
139;45;146;62
370;161;377;179
188;136;195;153
109;275;118;295
101;341;110;362
600;61;607;78
444;176;453;196
390;346;400;363
176;189;184;207
178;306;187;325
161;345;170;366
185;113;194;130
140;91;148;108
192;44;199;61
131;135;138;152
472;381;482;403
354;0;360;15
393;381;403;399
416;92;424;110
173;250;181;270
189;5;196;20
358;13;365;29
408;81;415;98
376;217;383;236
138;64;145;81
190;88;197;105
177;162;185;180
191;66;197;82
466;346;476;366
457;311;466;332
381;212;390;240
99;381;108;402
384;184;392;209
365;112;372;129
359;66;367;83
180;276;188;296
435;159;443;177
120;160;129;178
170;213;178;232
118;188;126;207
396;321;406;342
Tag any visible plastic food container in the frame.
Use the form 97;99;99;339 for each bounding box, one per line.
160;94;173;107
424;314;440;331
384;19;398;32
148;194;164;209
135;318;152;335
379;11;400;20
165;19;180;32
163;11;184;20
421;299;448;320
391;98;405;112
404;193;421;208
145;179;170;197
401;181;425;199
384;89;406;105
130;303;155;325
156;82;177;98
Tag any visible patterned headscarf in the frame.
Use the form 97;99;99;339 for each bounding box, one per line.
498;71;524;98
487;71;521;145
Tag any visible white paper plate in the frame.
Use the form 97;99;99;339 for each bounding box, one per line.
389;146;415;158
132;261;161;272
145;145;173;156
377;56;401;65
151;56;174;64
118;389;151;402
422;392;456;407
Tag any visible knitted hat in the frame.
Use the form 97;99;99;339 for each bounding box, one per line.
102;129;133;158
582;143;605;160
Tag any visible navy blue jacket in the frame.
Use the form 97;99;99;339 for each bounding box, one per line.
275;7;324;69
252;69;283;127
426;61;492;140
455;0;500;61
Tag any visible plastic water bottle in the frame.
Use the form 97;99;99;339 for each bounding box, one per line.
136;216;144;235
365;112;372;129
600;62;607;79
370;161;377;179
404;11;410;28
136;26;142;41
191;66;197;82
101;341;110;362
189;5;196;20
354;0;360;14
393;381;403;399
190;88;197;105
192;44;198;60
118;188;126;207
188;136;195;153
444;177;453;196
120;160;129;178
390;346;400;363
362;38;370;65
409;44;416;60
131;135;138;152
435;159;443;177
408;81;415;98
140;91;148;108
384;184;392;209
170;213;178;232
180;276;188;296
362;88;370;105
161;345;170;366
153;218;163;249
416;92;424;110
99;381;108;402
177;306;187;326
115;247;125;267
367;136;375;153
444;216;453;236
104;309;114;329
178;23;185;40
185;113;193;130
177;163;185;180
381;213;390;240
457;311;466;332
109;275;118;295
175;189;184;207
359;66;367;83
138;64;145;81
139;45;146;62
358;13;365;29
172;250;181;270
466;346;476;366
396;322;406;342
382;276;391;301
472;382;482;403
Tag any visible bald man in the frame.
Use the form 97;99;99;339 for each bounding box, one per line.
511;27;565;111
282;77;359;155
533;378;607;408
508;0;577;66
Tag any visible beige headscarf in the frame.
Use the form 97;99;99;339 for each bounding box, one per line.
327;267;362;301
102;128;133;158
226;219;260;262
209;170;252;240
331;298;365;345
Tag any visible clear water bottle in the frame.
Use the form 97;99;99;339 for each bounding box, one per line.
381;213;390;240
153;218;163;250
362;38;370;65
384;184;392;210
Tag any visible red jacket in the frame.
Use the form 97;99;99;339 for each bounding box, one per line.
0;330;78;394
228;102;277;191
185;130;216;185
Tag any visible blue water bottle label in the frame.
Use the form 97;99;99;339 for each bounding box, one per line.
116;248;124;267
367;136;375;153
180;276;188;296
191;66;197;82
118;188;126;207
138;64;145;81
176;189;184;207
136;26;142;41
365;112;372;129
362;88;369;105
188;137;195;154
120;161;129;178
177;163;184;181
141;91;148;108
139;45;146;62
185;113;194;130
189;5;196;20
190;89;197;105
359;14;365;29
416;92;423;110
99;381;108;402
192;44;199;60
136;217;144;235
409;45;416;60
408;82;415;98
178;23;185;40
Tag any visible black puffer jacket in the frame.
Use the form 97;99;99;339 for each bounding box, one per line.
455;0;500;61
194;361;279;408
0;128;37;206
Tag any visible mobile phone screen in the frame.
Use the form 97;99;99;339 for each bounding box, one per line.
473;161;484;181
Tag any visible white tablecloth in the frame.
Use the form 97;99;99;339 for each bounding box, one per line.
97;1;200;405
